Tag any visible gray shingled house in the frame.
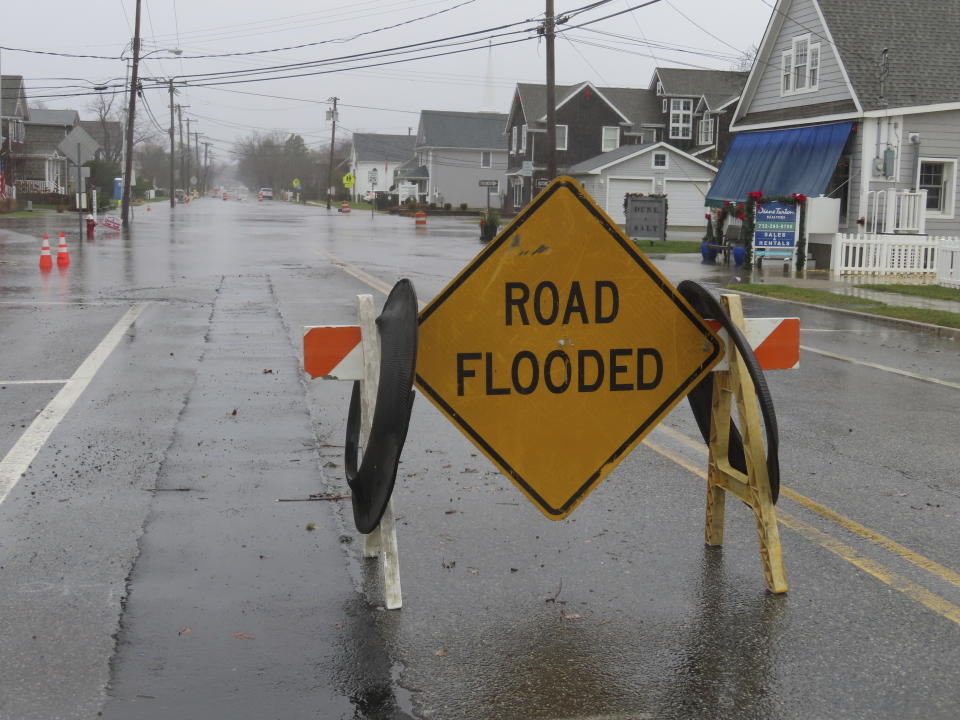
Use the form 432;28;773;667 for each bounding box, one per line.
405;110;508;209
711;0;960;266
504;81;662;210
16;108;82;194
1;75;30;196
649;68;747;162
347;133;415;202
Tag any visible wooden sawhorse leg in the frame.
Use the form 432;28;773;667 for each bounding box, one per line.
704;294;787;594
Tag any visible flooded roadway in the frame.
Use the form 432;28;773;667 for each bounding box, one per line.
0;199;957;719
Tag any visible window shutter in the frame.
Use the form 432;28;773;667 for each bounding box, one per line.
809;44;820;89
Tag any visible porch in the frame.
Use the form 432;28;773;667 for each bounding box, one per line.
15;178;66;195
862;188;929;235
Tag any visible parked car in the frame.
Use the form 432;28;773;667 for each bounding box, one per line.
259;187;274;199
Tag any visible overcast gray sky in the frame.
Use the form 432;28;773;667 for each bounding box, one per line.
2;0;772;161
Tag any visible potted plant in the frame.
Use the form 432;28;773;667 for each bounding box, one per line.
479;207;500;242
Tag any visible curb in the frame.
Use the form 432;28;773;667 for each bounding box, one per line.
726;288;960;341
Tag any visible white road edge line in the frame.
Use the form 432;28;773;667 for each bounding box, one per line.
0;303;148;505
800;344;960;390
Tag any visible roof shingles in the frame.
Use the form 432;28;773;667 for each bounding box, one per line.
818;0;960;110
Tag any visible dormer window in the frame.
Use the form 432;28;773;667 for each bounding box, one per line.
781;34;820;96
669;99;692;139
656;80;664;96
602;126;620;152
698;113;714;145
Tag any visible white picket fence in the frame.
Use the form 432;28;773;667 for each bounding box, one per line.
831;233;953;277
936;238;960;288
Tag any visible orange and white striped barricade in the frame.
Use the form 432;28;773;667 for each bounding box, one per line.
303;295;402;610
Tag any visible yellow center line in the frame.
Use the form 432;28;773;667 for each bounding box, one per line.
641;437;960;628
777;510;960;626
652;424;960;591
317;251;427;309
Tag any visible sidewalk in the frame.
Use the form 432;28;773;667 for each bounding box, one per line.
646;252;960;326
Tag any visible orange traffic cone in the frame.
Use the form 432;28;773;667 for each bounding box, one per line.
39;234;53;271
56;232;70;267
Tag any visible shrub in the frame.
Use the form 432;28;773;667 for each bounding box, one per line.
443;202;452;211
459;202;468;211
428;202;437;210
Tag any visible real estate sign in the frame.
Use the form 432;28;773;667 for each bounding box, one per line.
754;202;798;248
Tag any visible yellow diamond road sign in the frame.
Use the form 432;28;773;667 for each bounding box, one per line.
415;177;723;520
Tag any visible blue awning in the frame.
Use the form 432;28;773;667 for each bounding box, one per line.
706;122;853;206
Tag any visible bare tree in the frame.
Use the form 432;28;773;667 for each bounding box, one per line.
731;44;760;73
88;94;122;164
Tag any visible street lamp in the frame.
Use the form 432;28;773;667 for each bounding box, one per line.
120;34;181;227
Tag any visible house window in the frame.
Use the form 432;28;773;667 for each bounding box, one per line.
513;178;523;208
602;126;619;152
781;34;821;96
653;152;668;169
669;99;692;139
510;126;516;154
794;37;809;90
919;159;956;217
481;151;491;168
656;80;664;96
520;124;527;154
662;99;667;113
555;124;568;151
698;113;714;145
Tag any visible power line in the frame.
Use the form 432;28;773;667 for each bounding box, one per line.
664;0;745;54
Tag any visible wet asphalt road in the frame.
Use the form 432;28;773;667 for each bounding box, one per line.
0;199;958;719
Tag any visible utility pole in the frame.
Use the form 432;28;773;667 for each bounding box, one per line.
203;141;210;194
185;118;191;194
194;131;200;189
326;96;338;210
168;80;175;209
177;105;184;194
120;0;142;227
545;0;557;181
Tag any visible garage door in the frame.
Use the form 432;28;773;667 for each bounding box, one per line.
664;179;712;227
606;178;654;224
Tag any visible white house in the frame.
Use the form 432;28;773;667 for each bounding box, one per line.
568;141;717;227
348;133;416;201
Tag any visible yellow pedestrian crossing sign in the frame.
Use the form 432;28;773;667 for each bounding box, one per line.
342;173;355;189
415;177;723;519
